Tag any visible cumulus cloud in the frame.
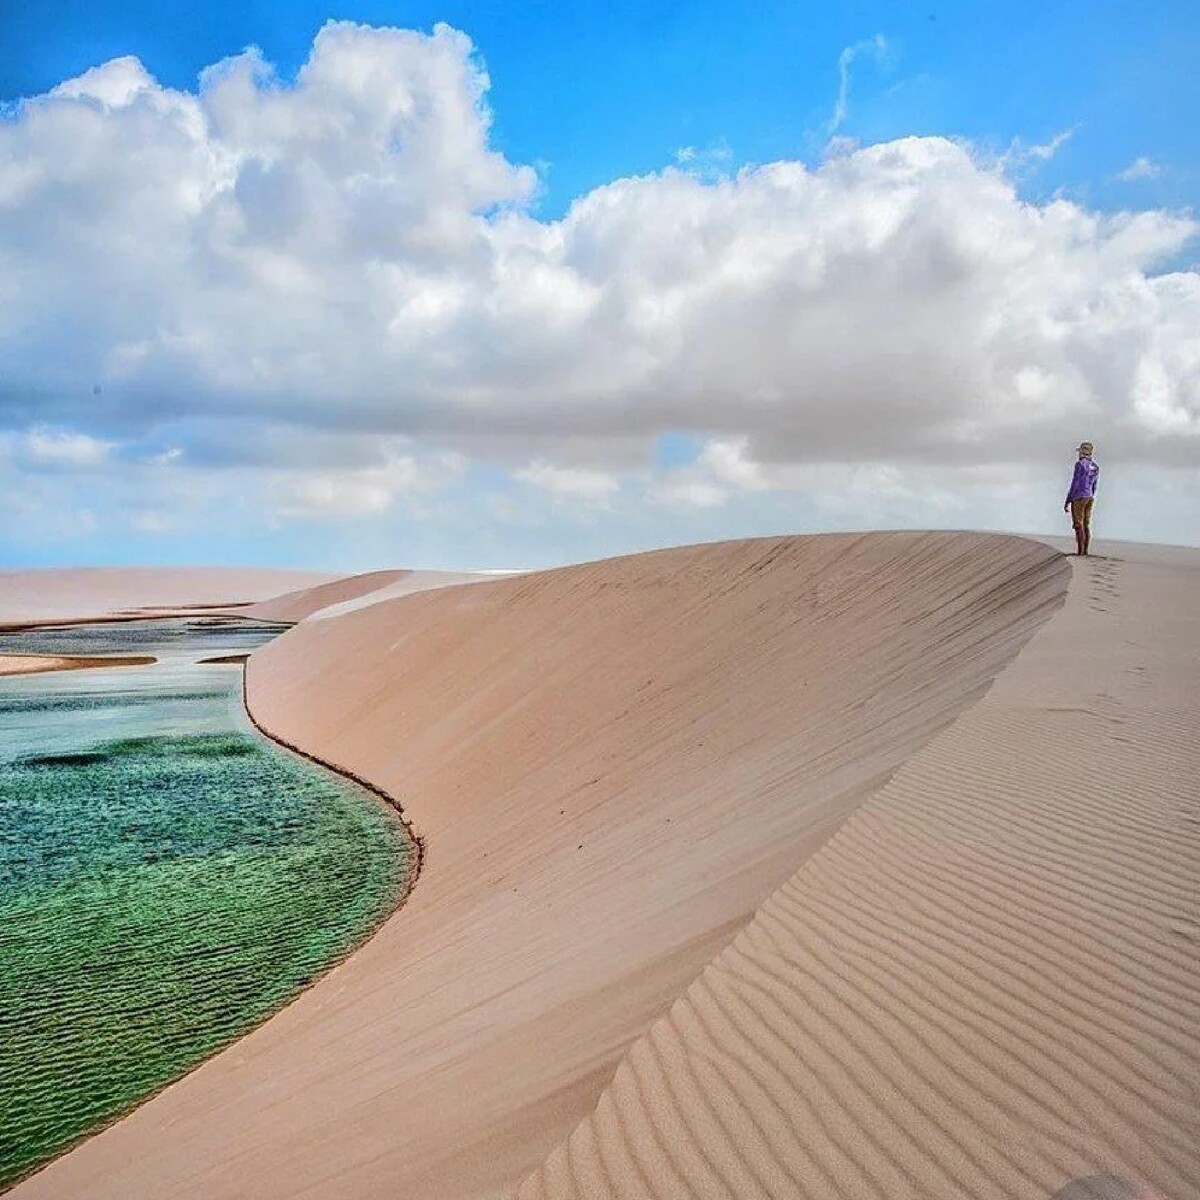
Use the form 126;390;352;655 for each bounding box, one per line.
0;21;1197;554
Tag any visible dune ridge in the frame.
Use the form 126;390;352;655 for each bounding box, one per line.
514;549;1200;1200
10;531;1070;1200
221;568;412;623
225;568;482;624
220;566;487;624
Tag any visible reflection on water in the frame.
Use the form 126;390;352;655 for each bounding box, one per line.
0;619;412;1186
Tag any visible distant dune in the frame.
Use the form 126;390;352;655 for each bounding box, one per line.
0;566;338;627
15;531;1094;1200
231;568;482;624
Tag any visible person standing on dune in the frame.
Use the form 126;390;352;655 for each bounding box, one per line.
1064;441;1100;556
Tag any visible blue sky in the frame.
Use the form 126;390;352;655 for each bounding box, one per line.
0;2;1197;568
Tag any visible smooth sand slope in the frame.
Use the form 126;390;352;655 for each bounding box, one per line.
13;532;1068;1200
0;567;336;627
515;544;1200;1200
232;568;482;624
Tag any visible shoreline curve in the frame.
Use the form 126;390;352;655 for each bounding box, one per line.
238;666;428;929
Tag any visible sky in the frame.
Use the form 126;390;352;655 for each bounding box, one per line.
0;1;1197;570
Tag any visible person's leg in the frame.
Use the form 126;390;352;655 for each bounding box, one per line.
1075;499;1094;554
1081;498;1093;555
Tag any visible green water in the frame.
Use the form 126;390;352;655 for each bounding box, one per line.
0;620;412;1186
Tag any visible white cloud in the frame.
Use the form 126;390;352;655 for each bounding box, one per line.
647;476;728;510
673;141;733;182
1023;126;1076;161
21;427;115;467
0;23;1197;552
992;126;1077;177
829;35;888;134
698;438;768;490
515;461;619;504
272;445;464;519
51;56;158;107
274;470;398;518
1118;156;1163;181
641;438;772;511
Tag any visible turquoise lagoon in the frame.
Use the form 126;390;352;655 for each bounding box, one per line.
0;619;413;1185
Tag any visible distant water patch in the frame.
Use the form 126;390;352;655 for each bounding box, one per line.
0;620;413;1186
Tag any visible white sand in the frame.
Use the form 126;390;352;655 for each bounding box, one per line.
515;544;1200;1200
13;532;1085;1199
233;569;484;624
0;566;337;627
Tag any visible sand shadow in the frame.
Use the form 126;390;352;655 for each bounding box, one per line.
1051;1177;1137;1200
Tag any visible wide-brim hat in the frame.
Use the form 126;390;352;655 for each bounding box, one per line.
1079;441;1094;454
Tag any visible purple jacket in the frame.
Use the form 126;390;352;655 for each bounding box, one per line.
1066;457;1099;502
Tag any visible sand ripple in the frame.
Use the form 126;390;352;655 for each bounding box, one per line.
515;551;1199;1200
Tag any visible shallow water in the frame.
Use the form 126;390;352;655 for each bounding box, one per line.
0;620;413;1185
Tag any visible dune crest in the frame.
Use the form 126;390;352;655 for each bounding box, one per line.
514;548;1200;1200
11;532;1068;1199
231;568;483;624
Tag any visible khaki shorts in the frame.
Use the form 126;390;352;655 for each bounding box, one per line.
1070;497;1094;529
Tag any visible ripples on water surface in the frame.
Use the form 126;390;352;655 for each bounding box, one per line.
0;619;413;1186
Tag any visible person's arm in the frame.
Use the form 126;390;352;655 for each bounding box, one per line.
1064;461;1083;509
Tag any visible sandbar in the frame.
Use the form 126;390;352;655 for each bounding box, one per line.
0;653;157;677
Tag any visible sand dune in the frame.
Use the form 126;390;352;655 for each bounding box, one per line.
306;569;505;620
233;568;483;624
514;545;1200;1200
12;532;1069;1200
0;653;156;677
0;567;337;627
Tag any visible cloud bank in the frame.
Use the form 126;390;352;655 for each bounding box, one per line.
0;21;1197;558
